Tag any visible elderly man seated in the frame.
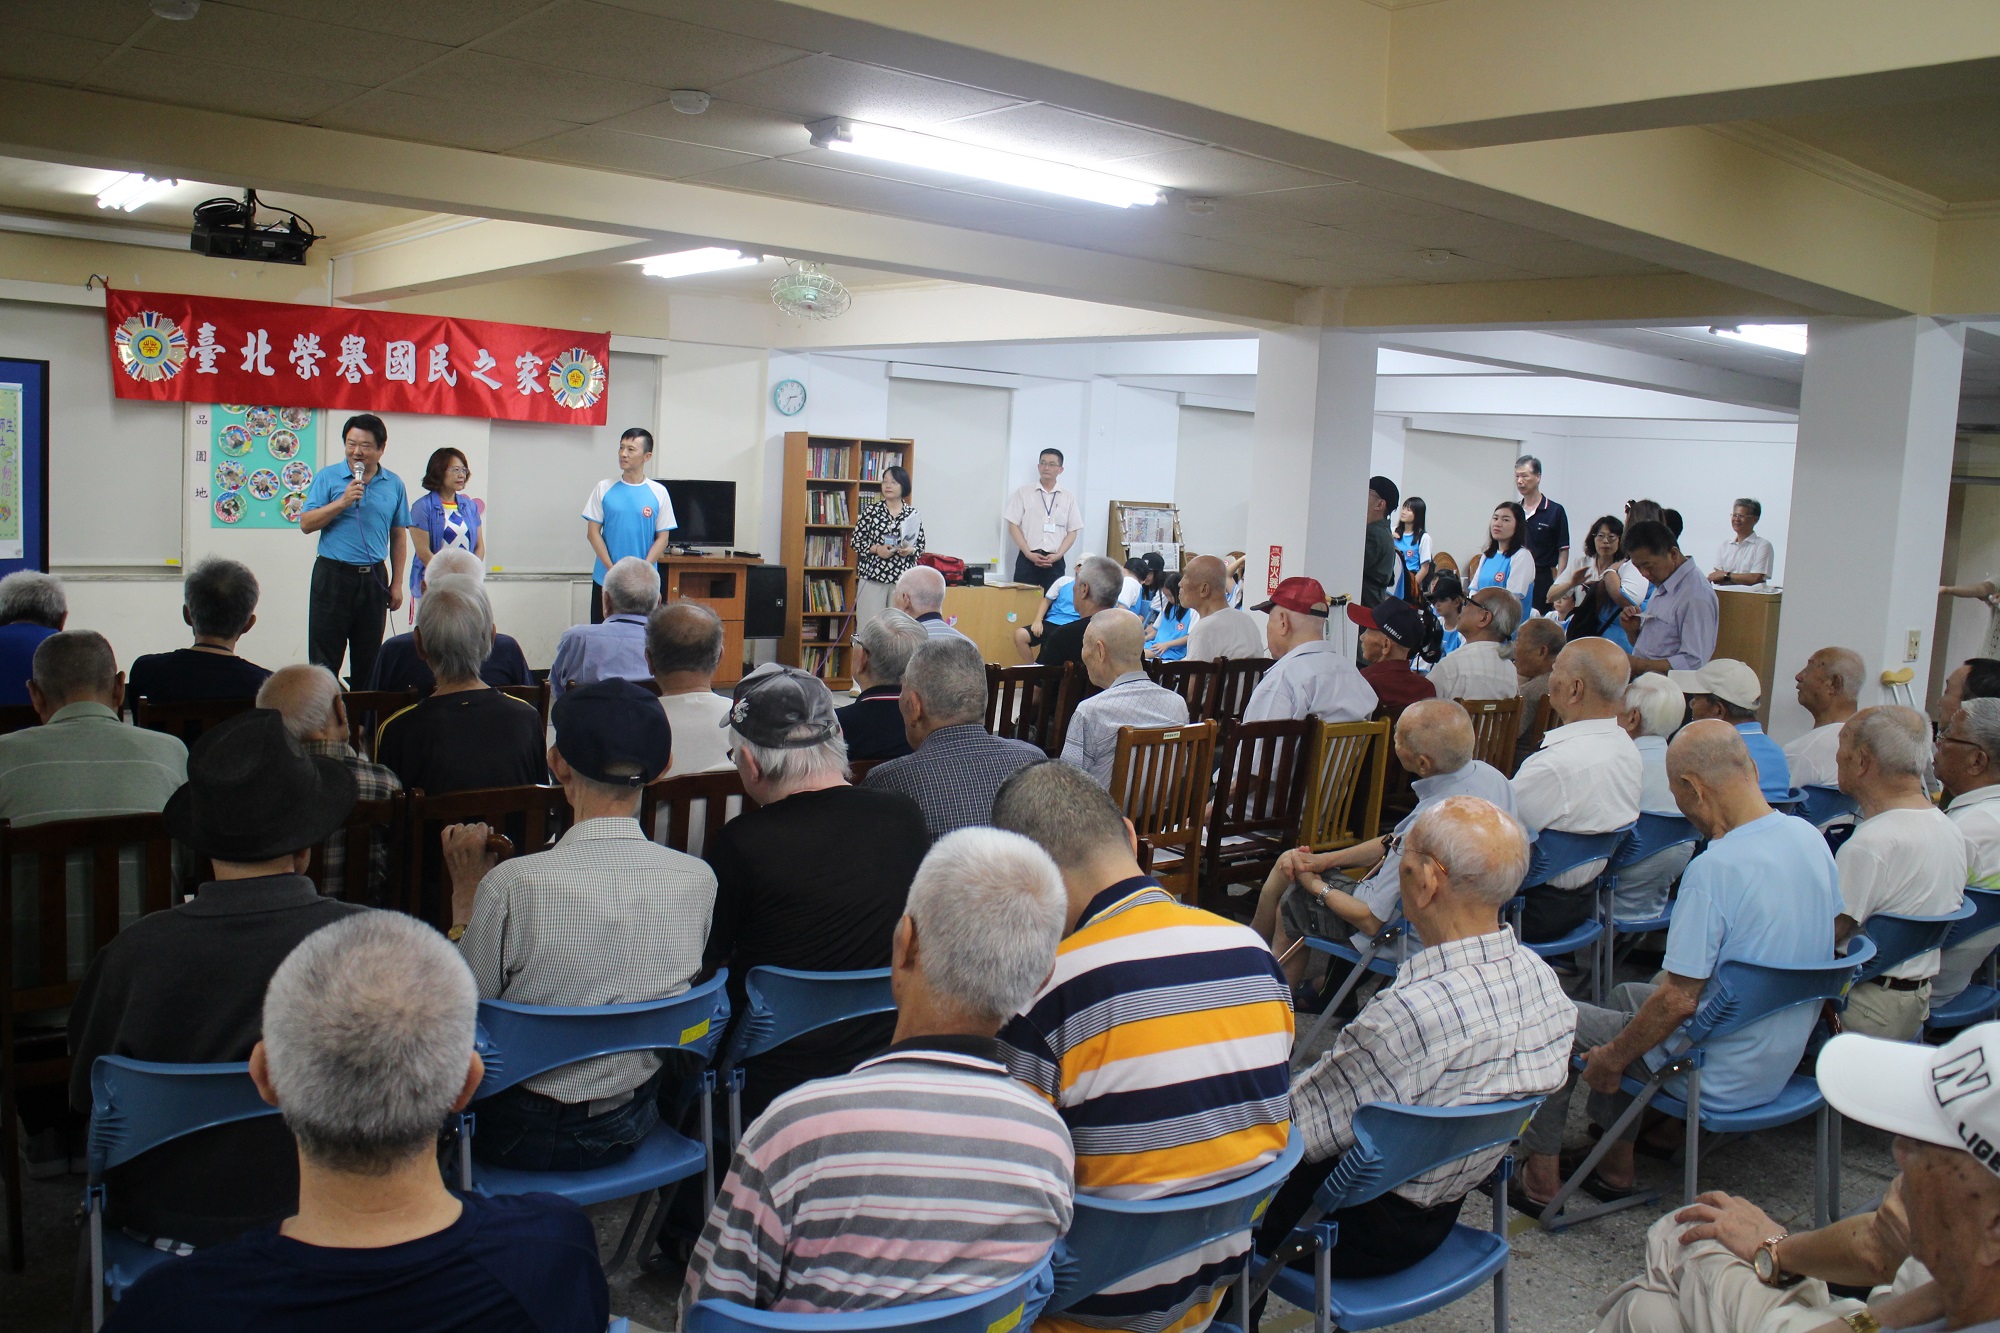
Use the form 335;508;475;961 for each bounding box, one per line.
1784;647;1863;788
1512;638;1643;943
1513;615;1566;759
709;664;930;1119
836;608;927;760
1060;607;1189;787
257;664;402;904
1613;673;1693;922
1243;577;1377;724
648;601;734;777
865;635;1043;840
1671;659;1791;799
128;556;271;702
1036;555;1123;673
106;912;609;1331
549;554;660;699
1348;596;1435;710
1518;722;1840;1211
1933;697;2000;1009
374;576;545;793
995;760;1292;1333
684;828;1073;1318
0;630;187;827
1253;699;1515;990
443;679;716;1171
367;547;530;693
0;569;65;707
1834;706;1968;1040
1429;586;1522;702
893;565;969;641
1182;553;1267;662
1255;796;1572;1303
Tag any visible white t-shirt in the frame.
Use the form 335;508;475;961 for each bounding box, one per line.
659;690;735;777
1836;806;1968;978
1186;607;1266;662
1782;722;1844;788
1118;574;1143;609
1511;717;1642;888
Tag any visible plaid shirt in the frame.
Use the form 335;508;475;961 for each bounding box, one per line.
862;723;1045;841
1058;671;1189;787
1289;928;1574;1205
299;739;401;904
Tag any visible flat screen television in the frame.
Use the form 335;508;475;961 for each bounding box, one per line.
662;479;737;548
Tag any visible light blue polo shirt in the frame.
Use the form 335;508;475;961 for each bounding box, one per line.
304;464;410;566
582;478;675;584
1657;811;1842;1110
1734;721;1793;801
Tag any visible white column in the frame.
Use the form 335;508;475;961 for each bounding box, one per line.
1247;326;1378;604
1769;317;1964;741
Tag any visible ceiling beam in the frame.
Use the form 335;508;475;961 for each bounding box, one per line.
333;221;661;303
1377;329;1801;412
1374;375;1796;422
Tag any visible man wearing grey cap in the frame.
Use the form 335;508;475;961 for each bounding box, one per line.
706;664;930;1121
441;677;716;1171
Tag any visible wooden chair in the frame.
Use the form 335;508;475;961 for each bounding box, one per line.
1145;659;1216;720
132;695;259;747
1372;703;1418;836
1201;718;1316;915
1515;693;1555;774
1;813;176;1271
985;663;1076;758
498;681;552;729
1460;696;1524;776
640;770;758;858
402;785;571;927
1298;718;1392;854
1107;720;1218;900
303;792;407;909
1207;656;1272;726
342;689;420;757
0;705;38;736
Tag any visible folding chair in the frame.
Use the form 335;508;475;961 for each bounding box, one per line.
1047;1133;1304;1328
1509;825;1634;1004
685;1252;1057;1333
1247;1100;1544;1333
459;972;732;1273
716;966;896;1145
1459;698;1522;776
131;695;258;747
1294;916;1415;1055
1602;813;1702;972
1926;887;2000;1033
1538;938;1878;1233
83;1057;279;1329
1296;719;1390;856
1202;718;1316;913
1851;900;1979;987
985;663;1076;758
1793;784;1858;830
1108;721;1218;899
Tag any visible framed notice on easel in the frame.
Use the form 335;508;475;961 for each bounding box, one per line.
0;358;50;575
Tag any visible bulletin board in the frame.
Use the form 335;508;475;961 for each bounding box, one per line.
0;358;51;575
199;403;318;529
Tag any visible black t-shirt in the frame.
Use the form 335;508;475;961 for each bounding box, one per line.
127;649;272;704
369;632;532;693
103;1190;608;1333
1037;618;1088;670
374;689;546;794
836;688;912;761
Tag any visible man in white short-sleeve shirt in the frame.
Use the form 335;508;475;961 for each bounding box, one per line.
1709;498;1776;588
581;427;674;624
1834;706;1968;1040
1003;448;1083;591
1178;554;1265;663
1784;646;1863;788
1240;578;1376;725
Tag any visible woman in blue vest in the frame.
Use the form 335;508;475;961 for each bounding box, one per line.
1467;501;1535;601
1393;496;1433;601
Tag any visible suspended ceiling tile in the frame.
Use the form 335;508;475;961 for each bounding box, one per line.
597;96;812;158
316;89;583;153
223;0;546;47
0;29;117;84
937;101;1197;163
706;53;1024;129
85;47;367;121
514;126;761;179
132;3;451;86
688;156;1069;233
472;2;805;91
1107;145;1344;197
3;0;157;47
775;143;1142;215
383;49;666;124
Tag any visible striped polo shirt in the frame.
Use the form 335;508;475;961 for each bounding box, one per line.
683;1036;1074;1317
1000;877;1294;1333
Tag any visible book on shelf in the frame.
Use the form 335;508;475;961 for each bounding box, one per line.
804;577;848;614
802;645;846;680
858;448;905;481
807;490;851;525
806;445;849;480
805;533;848;567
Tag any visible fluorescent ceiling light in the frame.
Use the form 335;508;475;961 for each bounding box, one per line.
1710;324;1808;355
633;247;762;279
808;117;1163;208
95;173;178;212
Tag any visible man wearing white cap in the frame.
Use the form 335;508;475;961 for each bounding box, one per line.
1671;659;1792;801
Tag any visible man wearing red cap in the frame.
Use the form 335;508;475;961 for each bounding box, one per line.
1242;577;1378;725
1347;596;1436;711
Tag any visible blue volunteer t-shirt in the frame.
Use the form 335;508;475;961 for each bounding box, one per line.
1043;576;1080;627
582;478;676;584
304;465;410;566
104;1190;608;1333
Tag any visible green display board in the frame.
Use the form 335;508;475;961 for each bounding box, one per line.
206;404;317;529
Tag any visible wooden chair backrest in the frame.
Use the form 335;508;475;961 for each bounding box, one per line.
1515;693;1555;774
985;663;1076;758
1107;720;1218;899
497;681;551;729
0;704;38;736
640;769;758;857
403;785;571;926
303;792;408;910
1299;718;1392;852
1460;696;1524;776
343;689;420;757
1208;656;1272;725
1145;660;1216;719
1209;718;1317;844
132;695;259;747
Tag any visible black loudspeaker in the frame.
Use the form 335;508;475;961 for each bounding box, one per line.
745;565;787;639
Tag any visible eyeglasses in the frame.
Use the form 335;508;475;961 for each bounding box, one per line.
1937;734;1986;755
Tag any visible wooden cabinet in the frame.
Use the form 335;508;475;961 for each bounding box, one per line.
661;555;758;687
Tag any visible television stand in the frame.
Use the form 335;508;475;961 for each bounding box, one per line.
659;553;761;686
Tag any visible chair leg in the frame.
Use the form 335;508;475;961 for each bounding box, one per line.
700;1071;718;1219
1827;1110;1843;1223
88;1187;105;1331
1541;1078;1665;1231
607;1191;655;1273
1235;1252;1252;1333
1492;1158;1510;1333
1683;1067;1702;1205
1814;1104;1831;1230
3;1100;20;1272
1314;1229;1333;1333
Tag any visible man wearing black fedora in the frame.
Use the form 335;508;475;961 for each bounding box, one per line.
67;709;362;1249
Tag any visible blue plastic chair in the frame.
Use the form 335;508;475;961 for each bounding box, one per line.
462;970;731;1270
716;966;896;1146
1850;900;1978;986
1539;938;1877;1233
1926;887;2000;1033
1046;1131;1304;1327
684;1252;1056;1333
1248;1100;1543;1333
1296;917;1413;1053
1602;813;1702;970
85;1057;280;1329
1511;825;1634;1003
1793;784;1858;830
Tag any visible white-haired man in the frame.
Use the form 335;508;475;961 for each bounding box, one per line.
1933;697;2000;1008
1835;706;1970;1040
866;635;1044;840
549;554;661;700
0;568;65;707
1060;608;1189;787
893;565;969;642
1513;615;1566;760
1242;576;1377;725
1035;555;1123;674
128;556;271;702
837;608;927;760
105;912;609;1331
367;546;530;693
1429;586;1522;702
685;828;1074;1317
258;663;402;904
1614;672;1693;922
375;577;545;794
1785;646;1864;787
708;665;931;1119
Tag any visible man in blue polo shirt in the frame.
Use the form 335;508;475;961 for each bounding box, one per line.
580;427;674;624
300;413;410;689
1673;657;1793;800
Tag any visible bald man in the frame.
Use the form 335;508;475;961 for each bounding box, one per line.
892;566;969;642
1518;720;1841;1212
1059;608;1190;787
1180;554;1266;662
1241;576;1376;725
1785;646;1863;787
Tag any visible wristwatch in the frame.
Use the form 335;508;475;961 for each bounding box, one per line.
1752;1234;1801;1288
1841;1312;1882;1333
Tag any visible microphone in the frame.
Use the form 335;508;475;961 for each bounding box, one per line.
351;461;365;487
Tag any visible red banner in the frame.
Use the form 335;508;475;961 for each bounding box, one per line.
105;289;610;425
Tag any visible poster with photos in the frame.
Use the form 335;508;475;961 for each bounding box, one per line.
205;404;317;529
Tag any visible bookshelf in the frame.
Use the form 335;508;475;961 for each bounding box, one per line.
780;432;916;688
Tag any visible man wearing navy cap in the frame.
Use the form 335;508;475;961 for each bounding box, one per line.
1243;577;1378;724
441;677;717;1171
1348;596;1437;711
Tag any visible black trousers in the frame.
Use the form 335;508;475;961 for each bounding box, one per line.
1013;551;1064;590
589;583;604;624
308;557;389;690
1532;564;1557;614
1520;882;1594;944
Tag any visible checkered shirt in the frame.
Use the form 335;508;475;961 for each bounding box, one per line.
299;739;401;903
862;723;1046;841
1059;671;1190;787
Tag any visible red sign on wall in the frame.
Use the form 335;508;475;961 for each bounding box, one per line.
105;289;611;425
1267;545;1284;594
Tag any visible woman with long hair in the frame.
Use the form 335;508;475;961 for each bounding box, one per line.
1550;514;1649;649
1143;572;1199;661
1466;501;1535;600
1393;497;1433;601
852;464;925;623
406;447;484;615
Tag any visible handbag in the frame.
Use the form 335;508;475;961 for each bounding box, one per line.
917;552;967;585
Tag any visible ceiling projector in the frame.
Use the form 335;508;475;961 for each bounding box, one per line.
190;189;319;265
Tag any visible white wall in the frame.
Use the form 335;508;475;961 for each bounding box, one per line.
1175;405;1253;558
1078;383;1179;564
886;378;1013;566
1402;428;1520;568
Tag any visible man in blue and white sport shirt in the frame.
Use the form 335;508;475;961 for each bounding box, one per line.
581;427;675;624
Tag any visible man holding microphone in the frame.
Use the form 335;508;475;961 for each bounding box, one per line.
300;413;410;689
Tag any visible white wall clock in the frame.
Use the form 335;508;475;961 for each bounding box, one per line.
772;379;807;416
